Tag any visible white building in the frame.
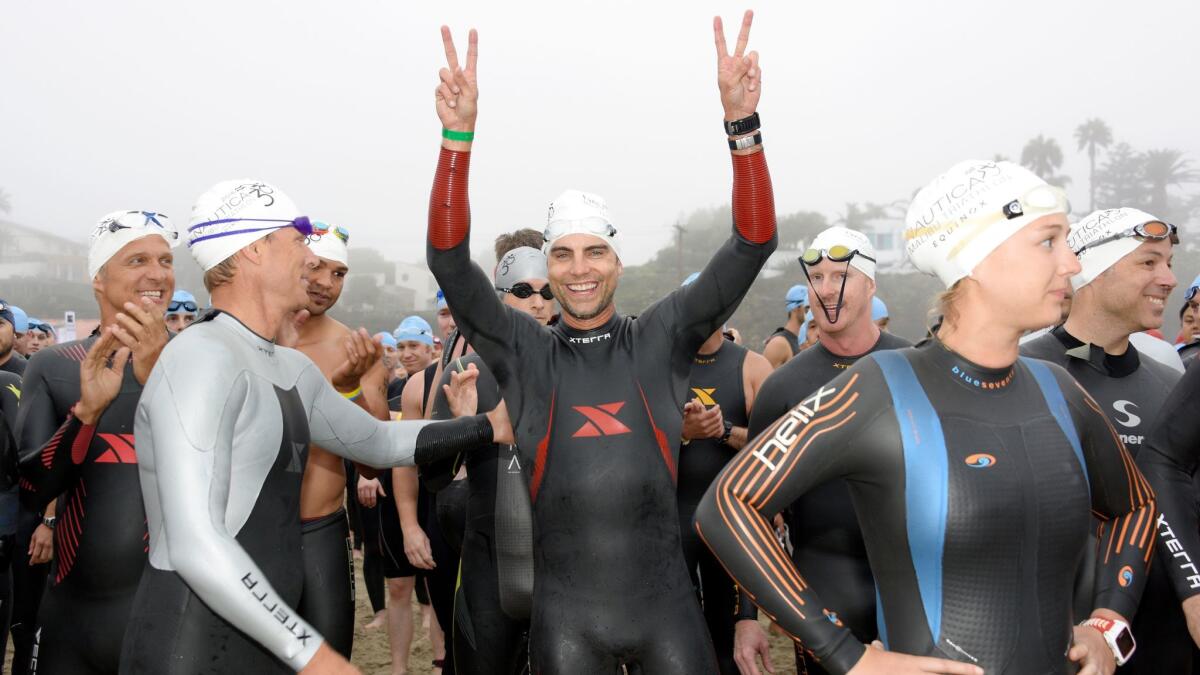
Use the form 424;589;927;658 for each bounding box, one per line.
393;260;439;310
0;219;88;281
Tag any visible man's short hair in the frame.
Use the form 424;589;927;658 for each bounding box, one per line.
494;228;544;261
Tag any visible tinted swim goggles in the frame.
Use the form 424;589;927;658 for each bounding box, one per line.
103;210;180;241
188;216;314;245
799;245;876;267
167;300;199;314
498;282;554;300
1073;220;1178;257
311;221;350;244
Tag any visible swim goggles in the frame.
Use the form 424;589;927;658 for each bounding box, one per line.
498;282;554;300
167;300;199;314
799;245;876;267
905;185;1069;260
187;216;314;245
1073;220;1177;257
101;210;180;241
311;221;350;244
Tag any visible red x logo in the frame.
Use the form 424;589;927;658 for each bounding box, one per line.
572;402;632;438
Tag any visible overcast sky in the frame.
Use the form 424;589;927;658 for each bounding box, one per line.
3;0;1197;266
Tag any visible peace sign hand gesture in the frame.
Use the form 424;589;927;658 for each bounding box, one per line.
435;26;479;134
714;10;762;122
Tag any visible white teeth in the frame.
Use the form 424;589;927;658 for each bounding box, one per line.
1147;297;1164;306
567;282;597;292
139;291;161;298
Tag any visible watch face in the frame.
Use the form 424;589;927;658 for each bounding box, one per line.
1115;628;1135;656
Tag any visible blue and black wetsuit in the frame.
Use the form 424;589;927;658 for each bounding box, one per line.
15;336;151;675
1023;326;1193;674
428;145;777;672
697;338;1157;675
745;331;910;674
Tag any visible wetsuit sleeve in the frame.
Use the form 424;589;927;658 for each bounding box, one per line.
15;351;78;508
139;365;323;671
1135;364;1200;601
1061;375;1158;620
695;365;885;674
301;363;495;468
642;152;778;354
425;147;545;413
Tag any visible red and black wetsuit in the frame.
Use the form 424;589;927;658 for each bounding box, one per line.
427;146;777;672
16;336;150;674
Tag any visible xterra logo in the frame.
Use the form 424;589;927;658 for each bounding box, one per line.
572;402;632;438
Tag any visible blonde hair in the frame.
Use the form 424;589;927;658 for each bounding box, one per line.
931;278;968;333
203;256;238;292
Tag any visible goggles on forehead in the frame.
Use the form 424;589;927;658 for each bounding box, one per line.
799;245;876;267
167;300;199;314
311;221;350;244
1073;220;1178;257
498;282;554;300
905;185;1070;260
543;222;618;245
102;210;179;241
187;216;314;245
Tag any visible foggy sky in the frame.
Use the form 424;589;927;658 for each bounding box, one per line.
3;0;1197;266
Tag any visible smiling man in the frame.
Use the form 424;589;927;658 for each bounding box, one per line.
16;209;178;675
1021;207;1183;675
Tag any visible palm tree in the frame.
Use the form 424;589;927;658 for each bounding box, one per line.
1074;118;1113;212
1020;135;1071;187
0;188;11;215
1141;149;1197;218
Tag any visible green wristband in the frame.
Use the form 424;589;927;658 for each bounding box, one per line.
442;128;475;142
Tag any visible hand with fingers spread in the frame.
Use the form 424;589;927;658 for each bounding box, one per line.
109;297;169;385
76;329;132;425
443;363;480;417
435;26;479;135
714;10;762;122
332;328;382;393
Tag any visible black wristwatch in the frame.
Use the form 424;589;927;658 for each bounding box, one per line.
42;516;56;529
724;112;760;136
719;420;734;445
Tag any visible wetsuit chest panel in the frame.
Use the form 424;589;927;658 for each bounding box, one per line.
679;342;747;505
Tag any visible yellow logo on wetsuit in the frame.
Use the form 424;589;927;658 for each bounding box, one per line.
691;388;718;406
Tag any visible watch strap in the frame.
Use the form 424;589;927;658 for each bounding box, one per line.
729;133;763;151
1080;618;1135;666
724;112;761;136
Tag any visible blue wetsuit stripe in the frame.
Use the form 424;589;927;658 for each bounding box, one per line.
874;585;889;649
873;350;947;645
1021;358;1090;498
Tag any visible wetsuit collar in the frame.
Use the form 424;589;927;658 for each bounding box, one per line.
919;336;1016;393
1050;324;1140;378
204;310;276;355
556;312;620;346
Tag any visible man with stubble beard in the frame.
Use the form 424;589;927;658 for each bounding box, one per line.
291;221;390;658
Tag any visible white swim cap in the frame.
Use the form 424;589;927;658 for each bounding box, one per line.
1069;208;1173;290
307;222;350;267
806;226;877;280
543;189;623;261
187;180;305;271
88;210;180;279
905;160;1068;287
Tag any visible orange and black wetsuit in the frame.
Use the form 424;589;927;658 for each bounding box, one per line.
427;146;777;672
697;339;1156;675
15;336;150;675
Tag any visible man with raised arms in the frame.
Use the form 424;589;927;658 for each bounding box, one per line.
426;13;777;671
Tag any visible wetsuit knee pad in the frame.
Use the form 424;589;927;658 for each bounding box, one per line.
299;509;355;658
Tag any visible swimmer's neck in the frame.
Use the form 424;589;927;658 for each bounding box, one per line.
1062;308;1133;356
936;304;1021;369
209;285;291;343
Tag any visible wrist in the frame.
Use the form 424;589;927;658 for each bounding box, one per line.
41;516;56;529
73;401;101;426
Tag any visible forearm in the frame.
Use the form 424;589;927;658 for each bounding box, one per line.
393;467;421;529
726;425;748;450
18;413;90;509
1139;448;1200;600
1093;498;1158;621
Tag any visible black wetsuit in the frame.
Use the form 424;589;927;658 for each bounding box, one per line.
428;143;776;673
16;336;149;675
0;371;20;661
678;340;751;675
745;331;910;674
0;353;26;377
1023;326;1191;673
298;507;355;657
430;353;531;675
697;338;1157;675
378;364;439;581
768;326;801;360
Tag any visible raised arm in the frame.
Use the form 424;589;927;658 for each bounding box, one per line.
649;12;778;352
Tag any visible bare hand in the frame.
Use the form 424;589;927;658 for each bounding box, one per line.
1070;624;1116;675
29;523;54;564
298;641;361;674
846;642;983;675
714;10;762;121
442;363;480;417
402;524;436;570
734;620;774;674
332;328;382;392
682;398;724;440
76;329;131;425
111;298;169;385
435;26;479;132
485;400;514;445
357;477;385;508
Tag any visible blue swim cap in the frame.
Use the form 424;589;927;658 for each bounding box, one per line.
435;289;448;311
10;306;28;333
872;297;889;321
394;316;434;346
374;331;398;348
786;285;808;312
166;289;199;316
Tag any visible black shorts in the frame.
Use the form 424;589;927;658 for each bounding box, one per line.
378;473;417;579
